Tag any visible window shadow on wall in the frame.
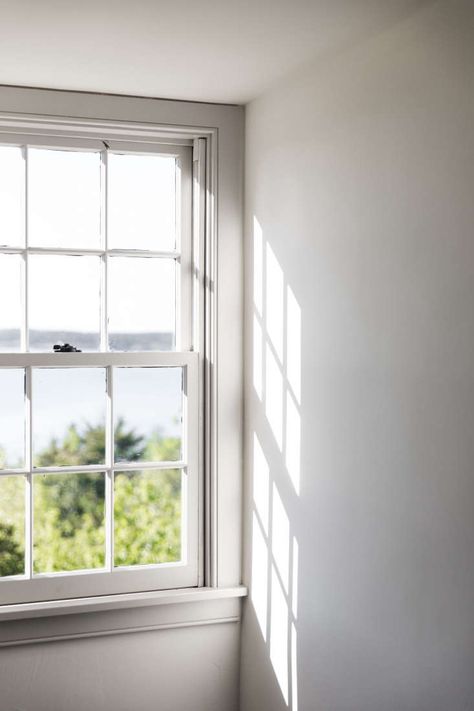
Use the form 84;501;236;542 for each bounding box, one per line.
245;216;302;710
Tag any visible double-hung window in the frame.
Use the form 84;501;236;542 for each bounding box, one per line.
0;123;205;605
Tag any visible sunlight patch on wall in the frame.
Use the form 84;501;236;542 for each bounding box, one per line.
286;285;301;404
272;483;290;592
266;242;284;363
252;511;269;642
265;343;284;451
285;392;301;495
292;536;299;620
253;217;263;317
253;314;263;401
250;216;302;709
270;566;289;705
253;433;270;534
291;622;298;711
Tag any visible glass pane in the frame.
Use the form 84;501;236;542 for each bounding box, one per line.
32;368;106;467
28;148;101;249
0;145;25;247
0;369;25;469
0;253;22;351
29;254;101;351
0;475;25;577
114;367;182;464
108;153;176;251
33;472;105;573
114;469;181;567
108;257;175;351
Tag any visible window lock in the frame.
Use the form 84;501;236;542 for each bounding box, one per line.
53;343;82;352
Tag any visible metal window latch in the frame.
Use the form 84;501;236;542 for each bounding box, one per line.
53;343;82;352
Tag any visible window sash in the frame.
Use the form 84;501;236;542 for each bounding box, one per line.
0;138;193;352
0;351;200;605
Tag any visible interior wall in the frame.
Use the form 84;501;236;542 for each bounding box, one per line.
0;622;240;711
241;1;474;710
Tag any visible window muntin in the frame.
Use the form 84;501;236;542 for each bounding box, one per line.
0;134;199;605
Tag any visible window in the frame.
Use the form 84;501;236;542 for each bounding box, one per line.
0;126;206;606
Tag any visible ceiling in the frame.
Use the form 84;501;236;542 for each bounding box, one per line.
0;0;428;105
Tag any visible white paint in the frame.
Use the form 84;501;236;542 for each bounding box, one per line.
252;314;263;401
285;285;301;405
0;1;429;103
0;586;246;623
269;565;289;705
285;392;301;495
251;512;268;642
252;217;263;317
252;434;269;534
242;1;474;710
264;343;283;450
271;484;290;593
265;243;284;363
0;622;240;711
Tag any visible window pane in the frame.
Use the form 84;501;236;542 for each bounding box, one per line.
114;367;182;464
0;253;22;351
33;472;105;573
28;148;101;249
0;369;25;469
0;145;24;247
32;368;106;467
29;254;101;351
114;469;181;567
0;475;25;577
108;153;176;251
108;257;175;351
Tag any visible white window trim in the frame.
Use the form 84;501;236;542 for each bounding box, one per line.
0;112;221;608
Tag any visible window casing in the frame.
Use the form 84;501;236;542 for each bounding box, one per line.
0;124;207;606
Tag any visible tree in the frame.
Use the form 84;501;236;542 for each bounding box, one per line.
34;417;145;467
114;429;182;566
0;422;182;577
31;421;181;573
114;468;181;567
0;474;25;577
0;523;24;577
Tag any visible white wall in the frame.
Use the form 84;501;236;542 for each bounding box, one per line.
241;1;474;710
0;86;243;711
0;622;240;711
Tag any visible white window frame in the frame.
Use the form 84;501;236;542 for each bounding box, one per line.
0;115;217;607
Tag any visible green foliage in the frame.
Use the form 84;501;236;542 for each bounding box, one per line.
33;471;106;573
145;431;181;463
0;475;25;577
114;432;181;566
0;423;181;577
0;522;24;576
114;468;181;567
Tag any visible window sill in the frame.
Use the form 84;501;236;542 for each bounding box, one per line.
0;586;247;647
